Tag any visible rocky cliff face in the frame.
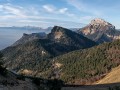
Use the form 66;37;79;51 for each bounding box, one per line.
78;18;120;43
48;26;96;47
81;18;115;35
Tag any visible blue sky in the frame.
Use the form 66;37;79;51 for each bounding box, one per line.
0;0;120;28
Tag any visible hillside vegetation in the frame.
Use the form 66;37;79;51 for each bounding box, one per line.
51;40;120;84
2;26;120;85
2;26;96;74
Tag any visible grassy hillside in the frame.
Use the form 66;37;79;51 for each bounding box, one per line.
95;65;120;84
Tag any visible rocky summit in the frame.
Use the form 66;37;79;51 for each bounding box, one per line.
78;18;120;43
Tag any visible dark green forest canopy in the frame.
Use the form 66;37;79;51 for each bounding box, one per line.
2;37;120;84
1;26;96;71
51;40;120;84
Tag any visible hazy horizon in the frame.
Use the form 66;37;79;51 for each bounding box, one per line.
0;28;45;50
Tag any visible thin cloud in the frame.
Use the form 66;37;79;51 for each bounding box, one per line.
59;8;68;14
0;3;85;28
42;4;76;18
66;0;102;16
0;4;26;17
19;20;52;24
43;5;56;13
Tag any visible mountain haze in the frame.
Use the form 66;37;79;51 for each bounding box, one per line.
12;32;47;46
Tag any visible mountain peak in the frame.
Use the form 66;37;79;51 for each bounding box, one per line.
78;18;120;44
49;26;65;40
53;26;63;29
80;18;115;36
51;26;66;32
90;18;109;26
90;18;115;30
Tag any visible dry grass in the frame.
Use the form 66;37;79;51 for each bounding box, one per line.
95;65;120;84
62;65;120;90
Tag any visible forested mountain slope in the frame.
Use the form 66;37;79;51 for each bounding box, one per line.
1;26;96;75
50;40;120;84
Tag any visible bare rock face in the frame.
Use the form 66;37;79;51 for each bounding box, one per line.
78;18;120;43
82;18;115;35
91;18;111;26
48;26;64;42
54;31;63;39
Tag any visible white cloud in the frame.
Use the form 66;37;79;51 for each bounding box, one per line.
0;3;84;27
59;8;68;14
0;4;26;17
58;7;75;17
0;15;21;20
42;4;76;18
43;5;56;13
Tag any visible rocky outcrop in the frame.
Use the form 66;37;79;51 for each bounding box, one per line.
78;18;120;43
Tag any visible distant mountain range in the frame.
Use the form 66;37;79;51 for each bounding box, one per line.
78;18;120;43
0;26;53;33
12;32;47;46
0;26;79;33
